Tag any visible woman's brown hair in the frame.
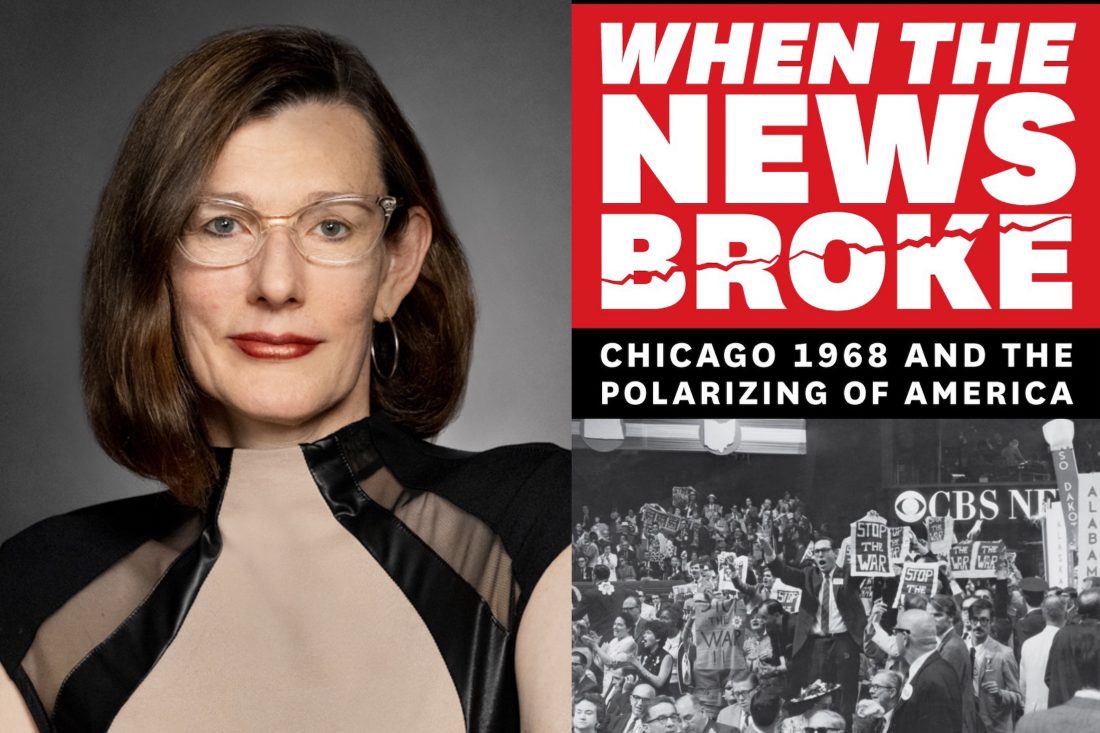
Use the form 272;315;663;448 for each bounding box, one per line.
82;27;475;507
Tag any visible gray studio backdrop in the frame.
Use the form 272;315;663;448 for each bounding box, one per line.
0;1;570;541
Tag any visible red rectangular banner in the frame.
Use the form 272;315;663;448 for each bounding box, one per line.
573;4;1100;329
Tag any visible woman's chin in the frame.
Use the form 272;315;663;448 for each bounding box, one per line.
212;395;368;446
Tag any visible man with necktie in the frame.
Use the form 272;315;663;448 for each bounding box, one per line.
762;536;865;722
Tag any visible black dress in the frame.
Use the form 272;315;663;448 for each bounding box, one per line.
638;646;673;695
0;414;569;732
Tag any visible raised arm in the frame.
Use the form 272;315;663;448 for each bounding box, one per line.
760;538;807;589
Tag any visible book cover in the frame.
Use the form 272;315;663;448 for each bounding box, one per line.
569;3;1100;728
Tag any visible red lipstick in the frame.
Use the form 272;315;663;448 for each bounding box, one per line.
230;332;320;360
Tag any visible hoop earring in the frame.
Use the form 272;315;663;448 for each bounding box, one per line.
370;316;400;380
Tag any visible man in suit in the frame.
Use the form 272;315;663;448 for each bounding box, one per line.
930;594;978;733
1045;587;1100;707
1017;609;1100;732
641;697;684;733
1019;595;1065;713
1013;577;1049;661
890;609;962;733
675;693;735;733
969;598;1023;733
612;683;656;733
762;535;866;721
852;670;903;733
573;564;627;641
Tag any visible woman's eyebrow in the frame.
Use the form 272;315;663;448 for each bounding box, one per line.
198;190;255;205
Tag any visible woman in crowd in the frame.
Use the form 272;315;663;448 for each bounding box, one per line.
779;680;840;733
585;615;638;696
630;621;674;695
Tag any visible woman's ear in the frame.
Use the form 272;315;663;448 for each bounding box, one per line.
374;205;432;321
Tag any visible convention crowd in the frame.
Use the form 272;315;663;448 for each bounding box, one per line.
571;492;1100;732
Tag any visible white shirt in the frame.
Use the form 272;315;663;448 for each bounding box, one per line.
598;552;618;581
1020;624;1060;713
811;568;848;635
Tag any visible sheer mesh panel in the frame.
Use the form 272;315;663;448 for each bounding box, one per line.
357;469;517;629
20;516;201;716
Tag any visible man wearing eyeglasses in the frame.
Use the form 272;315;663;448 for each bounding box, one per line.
641;697;684;732
853;670;903;733
890;609;962;733
968;599;1022;733
611;683;656;733
674;693;725;733
762;536;866;723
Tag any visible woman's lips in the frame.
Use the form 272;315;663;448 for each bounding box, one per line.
230;333;320;360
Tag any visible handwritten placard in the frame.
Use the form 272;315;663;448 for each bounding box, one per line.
893;561;939;608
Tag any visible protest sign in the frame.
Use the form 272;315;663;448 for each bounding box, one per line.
971;540;1005;578
887;526;911;566
693;598;746;673
893;562;939;608
850;512;892;577
641;504;687;537
772;580;802;614
672;583;696;601
949;541;977;578
924;516;956;556
672;486;696;509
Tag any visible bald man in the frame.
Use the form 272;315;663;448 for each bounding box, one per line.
889;609;963;733
612;683;656;733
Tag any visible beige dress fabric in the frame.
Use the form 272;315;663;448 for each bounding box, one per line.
106;447;465;731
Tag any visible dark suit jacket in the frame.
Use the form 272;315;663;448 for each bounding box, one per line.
938;628;978;733
1013;608;1045;660
851;714;887;733
605;689;631;730
890;652;963;733
572;584;627;641
1016;694;1100;733
609;711;642;733
1045;618;1100;707
767;558;866;654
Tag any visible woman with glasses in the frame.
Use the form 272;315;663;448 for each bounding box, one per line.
0;27;568;733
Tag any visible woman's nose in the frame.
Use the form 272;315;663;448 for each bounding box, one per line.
248;226;305;306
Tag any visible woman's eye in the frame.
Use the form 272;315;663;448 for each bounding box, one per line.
316;220;349;238
204;217;240;236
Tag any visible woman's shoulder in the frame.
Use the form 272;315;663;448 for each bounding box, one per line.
347;414;571;606
362;412;569;495
0;491;194;675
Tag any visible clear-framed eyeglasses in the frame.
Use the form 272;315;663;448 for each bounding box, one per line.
177;194;400;267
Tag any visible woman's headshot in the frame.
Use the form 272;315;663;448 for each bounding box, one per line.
0;7;569;732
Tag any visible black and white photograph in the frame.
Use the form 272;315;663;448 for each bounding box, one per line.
570;417;1100;733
